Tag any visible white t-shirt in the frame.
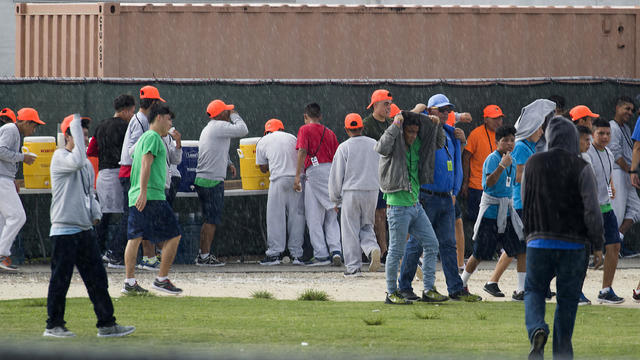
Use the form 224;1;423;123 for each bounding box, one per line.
255;131;298;181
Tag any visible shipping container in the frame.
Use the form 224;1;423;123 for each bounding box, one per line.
15;2;640;79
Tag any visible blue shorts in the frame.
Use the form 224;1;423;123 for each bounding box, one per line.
195;182;225;225
603;210;621;245
128;200;181;244
376;190;387;209
473;216;525;260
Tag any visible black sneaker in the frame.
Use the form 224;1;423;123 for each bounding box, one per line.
107;257;125;269
97;324;136;338
331;251;343;266
152;278;183;295
450;288;483;302
259;255;281;266
398;289;420;301
512;290;525;302
385;291;413;305
343;269;362;278
528;328;547;360
483;282;505;297
195;254;225;267
545;288;556;300
121;281;148;295
421;287;449;302
597;288;625;304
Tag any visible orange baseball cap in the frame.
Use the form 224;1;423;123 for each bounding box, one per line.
207;100;234;118
264;118;284;135
0;108;16;123
483;105;504;119
61;114;91;134
344;113;363;129
139;85;166;102
17;108;45;124
570;105;599;121
367;89;393;109
389;104;401;118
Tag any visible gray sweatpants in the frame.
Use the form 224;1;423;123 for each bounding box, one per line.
305;164;341;259
341;190;380;273
266;176;305;258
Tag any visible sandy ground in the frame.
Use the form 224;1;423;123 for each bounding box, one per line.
2;258;640;306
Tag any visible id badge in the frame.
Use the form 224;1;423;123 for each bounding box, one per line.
608;185;613;198
506;176;512;188
447;160;453;172
311;156;319;167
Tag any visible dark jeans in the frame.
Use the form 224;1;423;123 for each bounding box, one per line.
525;247;587;360
165;176;182;208
47;230;116;329
95;212;127;260
466;188;483;222
117;177;131;254
399;192;463;295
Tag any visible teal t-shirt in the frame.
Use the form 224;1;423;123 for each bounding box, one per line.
129;130;167;207
384;137;421;206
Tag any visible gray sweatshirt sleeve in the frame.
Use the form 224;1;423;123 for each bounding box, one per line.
217;113;249;138
579;165;605;250
375;124;401;156
165;136;182;165
328;145;346;205
127;120;145;156
608;122;624;161
0;127;24;163
52;116;87;174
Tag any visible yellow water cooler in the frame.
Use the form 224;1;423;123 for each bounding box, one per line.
22;136;56;189
237;137;270;190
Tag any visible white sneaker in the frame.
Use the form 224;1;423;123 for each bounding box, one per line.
43;326;76;338
368;248;381;272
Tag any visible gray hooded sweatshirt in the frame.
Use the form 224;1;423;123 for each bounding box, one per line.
50;115;101;234
0;123;25;179
514;99;556;142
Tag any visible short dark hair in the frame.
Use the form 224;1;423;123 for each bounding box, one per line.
0;116;12;124
548;95;566;110
64;118;91;136
592;118;610;129
304;103;322;119
495;124;516;142
403;111;422;129
113;94;135;112
140;98;156;110
576;125;592;135
148;103;172;124
615;95;634;108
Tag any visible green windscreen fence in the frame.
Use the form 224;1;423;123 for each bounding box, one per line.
2;78;639;261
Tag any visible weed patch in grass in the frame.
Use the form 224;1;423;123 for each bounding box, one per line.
414;309;441;320
251;290;274;300
475;311;488;320
297;289;330;301
362;314;385;326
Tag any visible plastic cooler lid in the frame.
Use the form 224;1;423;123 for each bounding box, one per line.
23;136;56;143
239;137;261;145
181;140;199;147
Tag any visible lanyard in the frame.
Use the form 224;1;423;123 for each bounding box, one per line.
523;140;535;154
593;144;612;185
484;125;494;152
620;123;633;150
443;134;453;160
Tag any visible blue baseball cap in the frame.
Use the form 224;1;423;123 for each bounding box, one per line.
427;94;454;109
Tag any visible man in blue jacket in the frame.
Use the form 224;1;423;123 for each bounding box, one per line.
397;94;482;302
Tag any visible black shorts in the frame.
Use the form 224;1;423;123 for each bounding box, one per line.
195;182;225;225
603;210;621;246
473;216;524;260
128;200;181;243
376;190;387;209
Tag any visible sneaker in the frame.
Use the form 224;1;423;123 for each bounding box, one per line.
97;324;136;338
598;288;625;304
43;326;76;338
121;281;149;295
450;288;483;302
458;266;465;274
528;328;547;360
291;257;304;265
259;255;281;266
138;257;160;271
107;258;125;269
368;248;381;272
195;254;225;267
633;289;640;303
152;278;183;295
578;292;591;306
101;251;111;263
512;290;525;302
483;282;505;297
385;291;413;305
421;287;449;302
545;288;556;300
304;257;331;266
620;248;640;258
343;269;363;278
331;251;343;266
0;256;18;272
398;290;421;301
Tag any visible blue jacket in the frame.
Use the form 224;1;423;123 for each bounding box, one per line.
421;123;463;195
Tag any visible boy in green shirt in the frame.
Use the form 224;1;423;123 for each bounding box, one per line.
122;103;183;295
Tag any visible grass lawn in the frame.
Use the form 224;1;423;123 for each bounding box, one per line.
1;295;638;359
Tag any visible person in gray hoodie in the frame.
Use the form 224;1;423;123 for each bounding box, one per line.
523;116;604;360
0;107;40;271
44;114;134;338
375;110;446;304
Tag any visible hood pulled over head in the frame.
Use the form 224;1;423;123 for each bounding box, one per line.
545;116;580;155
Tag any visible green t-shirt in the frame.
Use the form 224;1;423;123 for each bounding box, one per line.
384;137;421;206
194;177;221;188
128;130;167;207
362;113;393;141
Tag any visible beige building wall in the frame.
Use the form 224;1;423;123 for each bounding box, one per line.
15;3;640;79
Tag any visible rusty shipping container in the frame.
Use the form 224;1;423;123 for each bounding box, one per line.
15;2;640;79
